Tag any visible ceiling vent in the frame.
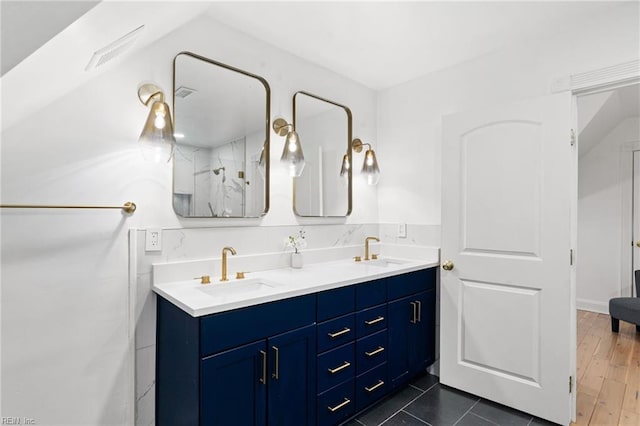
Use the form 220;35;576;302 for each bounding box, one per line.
85;25;144;71
175;86;197;98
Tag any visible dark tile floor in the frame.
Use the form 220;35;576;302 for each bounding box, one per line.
344;374;558;426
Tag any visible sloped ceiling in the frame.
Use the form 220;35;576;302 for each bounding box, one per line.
0;1;100;76
578;84;640;158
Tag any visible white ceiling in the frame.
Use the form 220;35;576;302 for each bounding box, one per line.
205;1;625;90
0;1;635;131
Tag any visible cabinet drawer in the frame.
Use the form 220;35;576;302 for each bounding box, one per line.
317;379;355;426
356;304;387;338
200;294;315;356
317;286;355;322
317;313;355;353
317;342;355;394
356;329;387;374
387;268;436;300
356;363;388;412
355;278;387;310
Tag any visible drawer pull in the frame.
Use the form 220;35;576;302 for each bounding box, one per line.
365;346;385;357
416;300;422;322
365;380;385;392
272;346;279;380
410;301;417;324
259;350;267;384
328;361;351;374
364;316;385;325
328;327;351;338
328;398;351;412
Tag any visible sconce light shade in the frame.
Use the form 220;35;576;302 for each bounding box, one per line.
340;153;350;177
352;138;380;185
362;149;380;185
273;118;305;177
138;83;175;163
281;130;305;177
258;142;267;178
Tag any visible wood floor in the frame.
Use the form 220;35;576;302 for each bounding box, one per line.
575;310;640;425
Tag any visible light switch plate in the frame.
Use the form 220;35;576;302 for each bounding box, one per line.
398;223;407;238
145;228;162;252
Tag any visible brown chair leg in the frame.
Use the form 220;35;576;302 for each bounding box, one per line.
612;317;620;333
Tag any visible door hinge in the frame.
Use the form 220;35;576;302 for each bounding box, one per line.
570;249;574;266
570;129;576;146
569;376;573;393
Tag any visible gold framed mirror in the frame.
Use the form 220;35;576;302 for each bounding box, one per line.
172;52;270;218
292;91;352;217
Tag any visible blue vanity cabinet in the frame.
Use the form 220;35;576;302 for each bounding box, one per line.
156;294;316;426
387;268;437;390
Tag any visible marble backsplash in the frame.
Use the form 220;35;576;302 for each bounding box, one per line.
131;223;440;425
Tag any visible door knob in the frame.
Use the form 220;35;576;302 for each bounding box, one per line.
442;260;454;271
636;241;640;248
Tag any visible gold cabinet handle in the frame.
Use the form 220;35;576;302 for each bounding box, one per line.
328;398;351;412
328;327;351;338
365;346;385;357
272;346;279;380
365;380;385;392
410;301;417;324
416;300;422;323
442;260;454;271
364;316;384;325
328;361;351;374
259;350;267;384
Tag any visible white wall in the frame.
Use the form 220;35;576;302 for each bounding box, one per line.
1;13;378;425
376;3;640;231
577;117;640;313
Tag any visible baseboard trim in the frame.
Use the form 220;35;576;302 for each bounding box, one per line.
576;298;609;315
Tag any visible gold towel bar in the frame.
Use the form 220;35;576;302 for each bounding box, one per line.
0;201;137;214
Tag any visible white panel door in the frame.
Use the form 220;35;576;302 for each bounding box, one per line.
441;93;574;425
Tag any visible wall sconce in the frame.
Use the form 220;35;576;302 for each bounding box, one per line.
352;138;380;185
137;83;175;163
273;118;305;177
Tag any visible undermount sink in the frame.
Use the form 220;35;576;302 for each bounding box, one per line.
358;258;409;268
197;278;279;300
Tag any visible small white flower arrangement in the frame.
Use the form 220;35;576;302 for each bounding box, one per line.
286;229;307;254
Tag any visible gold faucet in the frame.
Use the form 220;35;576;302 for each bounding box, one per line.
221;246;237;281
364;236;380;261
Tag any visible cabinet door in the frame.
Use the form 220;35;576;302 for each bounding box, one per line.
201;340;267;426
388;295;413;388
389;291;436;389
408;290;435;375
268;324;316;426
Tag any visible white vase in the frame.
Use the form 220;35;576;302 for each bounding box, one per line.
291;252;303;269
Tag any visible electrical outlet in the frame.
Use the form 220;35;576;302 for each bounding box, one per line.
145;228;162;252
398;223;407;238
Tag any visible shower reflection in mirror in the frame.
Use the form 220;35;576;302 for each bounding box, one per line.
172;52;270;218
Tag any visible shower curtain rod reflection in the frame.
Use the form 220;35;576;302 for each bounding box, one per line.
0;201;137;214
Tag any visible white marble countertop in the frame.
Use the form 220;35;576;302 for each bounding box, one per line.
153;255;439;317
